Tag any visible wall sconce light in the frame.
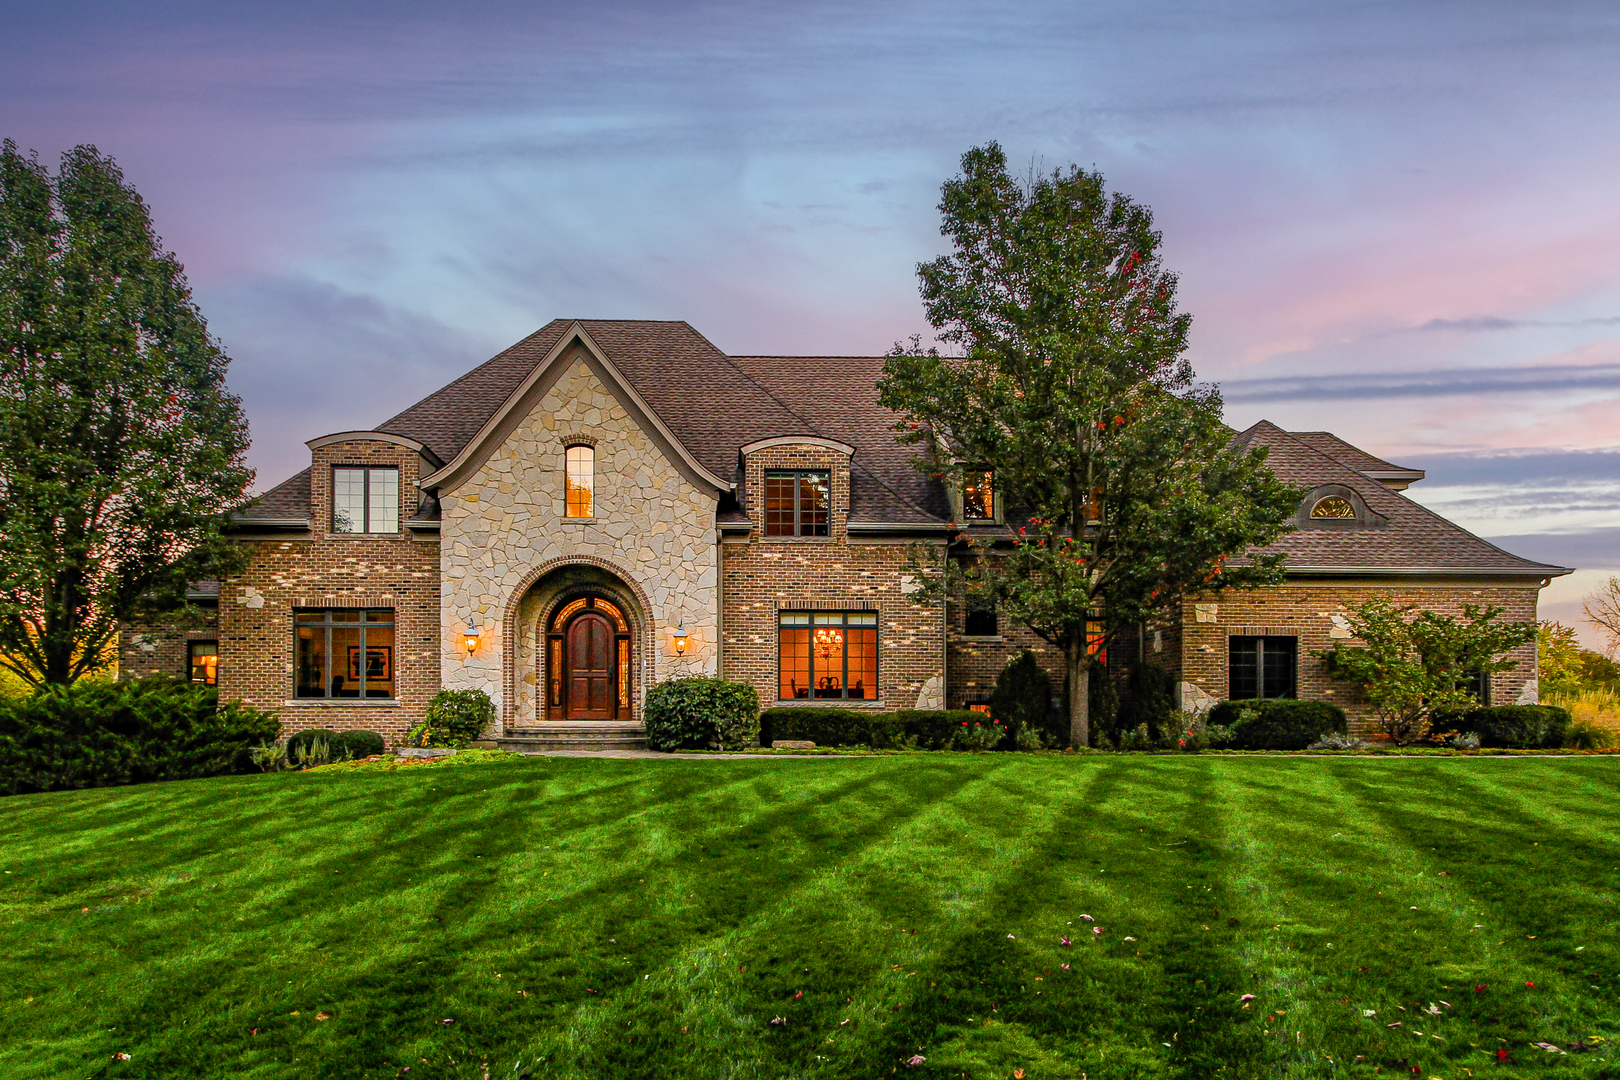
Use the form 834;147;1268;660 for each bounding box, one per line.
463;626;481;655
672;623;689;656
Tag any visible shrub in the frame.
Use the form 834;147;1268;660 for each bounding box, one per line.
336;730;387;758
1117;661;1177;743
989;651;1054;745
1565;719;1615;750
287;728;387;764
953;717;1005;751
1449;704;1572;749
644;677;760;751
408;689;495;749
1206;699;1348;751
0;676;279;795
757;708;988;749
759;708;904;748
894;710;983;749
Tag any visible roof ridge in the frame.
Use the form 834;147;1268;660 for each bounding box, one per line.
374;320;567;434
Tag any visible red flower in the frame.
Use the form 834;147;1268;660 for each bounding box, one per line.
1525;981;1535;989
1497;1049;1510;1063
1474;984;1488;993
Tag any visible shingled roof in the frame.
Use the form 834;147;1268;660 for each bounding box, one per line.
1239;421;1567;577
233;320;1569;577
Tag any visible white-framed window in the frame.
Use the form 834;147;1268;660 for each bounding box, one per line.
332;466;399;534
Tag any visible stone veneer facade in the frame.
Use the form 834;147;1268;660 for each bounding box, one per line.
437;355;720;731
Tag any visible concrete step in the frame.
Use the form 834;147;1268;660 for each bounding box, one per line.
496;721;650;753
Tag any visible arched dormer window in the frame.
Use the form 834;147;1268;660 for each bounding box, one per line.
1309;495;1356;519
1296;484;1385;529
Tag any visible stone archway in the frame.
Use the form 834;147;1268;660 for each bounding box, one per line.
504;557;653;730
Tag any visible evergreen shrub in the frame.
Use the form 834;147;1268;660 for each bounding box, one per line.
0;676;279;795
989;651;1055;745
645;677;760;751
1448;705;1572;749
1206;699;1348;750
759;708;983;749
1117;661;1177;743
407;689;495;749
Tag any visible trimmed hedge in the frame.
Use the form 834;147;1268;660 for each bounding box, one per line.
1448;705;1571;749
1206;698;1348;751
645;677;760;751
759;707;985;749
286;728;386;762
0;676;279;795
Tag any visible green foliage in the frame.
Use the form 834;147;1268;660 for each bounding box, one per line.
1448;705;1572;749
0;675;277;794
285;728;385;765
879;143;1298;745
760;708;984;749
407;689;494;749
1579;650;1619;686
988;650;1053;743
1565;719;1615;750
1116;660;1177;743
1319;599;1536;744
1205;699;1349;750
0;143;253;687
644;677;760;751
953;717;1005;751
1538;621;1584;694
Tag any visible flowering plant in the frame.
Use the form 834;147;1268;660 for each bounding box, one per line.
954;718;1005;751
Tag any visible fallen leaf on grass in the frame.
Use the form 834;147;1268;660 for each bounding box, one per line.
316;1012;332;1021
111;1053;131;1061
906;1055;926;1066
1240;994;1256;1002
1124;936;1136;942
1080;914;1094;921
1060;937;1072;947
1364;1010;1377;1017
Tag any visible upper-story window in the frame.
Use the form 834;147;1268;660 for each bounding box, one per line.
765;470;829;536
565;445;594;518
963;470;995;520
332;466;398;534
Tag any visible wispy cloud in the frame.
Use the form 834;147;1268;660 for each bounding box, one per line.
1223;363;1620;403
1418;315;1620;332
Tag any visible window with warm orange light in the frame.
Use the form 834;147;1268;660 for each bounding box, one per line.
778;611;878;700
188;641;218;686
565;445;594;517
963;470;995;520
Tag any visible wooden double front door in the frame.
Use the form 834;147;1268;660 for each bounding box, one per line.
548;597;631;720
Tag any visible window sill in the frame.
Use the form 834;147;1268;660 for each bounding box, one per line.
325;533;408;541
562;517;597;524
957;635;1005;643
774;700;886;708
282;699;402;707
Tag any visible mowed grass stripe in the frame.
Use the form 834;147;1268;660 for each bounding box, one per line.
1;757;1618;1079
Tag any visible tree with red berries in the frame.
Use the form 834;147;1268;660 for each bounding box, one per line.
880;143;1296;746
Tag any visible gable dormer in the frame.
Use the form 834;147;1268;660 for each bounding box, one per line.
306;431;442;539
739;436;855;542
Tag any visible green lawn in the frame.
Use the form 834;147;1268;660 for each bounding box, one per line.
1;756;1617;1079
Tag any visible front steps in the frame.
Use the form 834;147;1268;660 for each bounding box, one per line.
493;721;649;753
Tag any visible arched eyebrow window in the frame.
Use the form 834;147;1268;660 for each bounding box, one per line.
565;445;594;518
1310;495;1356;519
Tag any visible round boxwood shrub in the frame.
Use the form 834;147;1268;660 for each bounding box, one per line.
645;677;760;751
1448;704;1571;749
1206;699;1348;750
407;689;495;748
335;730;386;758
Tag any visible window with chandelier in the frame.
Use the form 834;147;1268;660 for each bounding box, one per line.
778;610;878;700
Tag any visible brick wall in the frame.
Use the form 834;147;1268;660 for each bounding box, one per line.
721;443;945;709
119;605;219;680
1177;579;1543;733
219;437;441;746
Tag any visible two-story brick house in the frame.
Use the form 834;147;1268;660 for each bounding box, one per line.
120;319;1569;743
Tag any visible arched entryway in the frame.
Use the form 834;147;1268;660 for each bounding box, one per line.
546;595;633;720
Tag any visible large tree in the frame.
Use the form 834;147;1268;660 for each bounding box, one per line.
0;142;252;687
879;143;1298;746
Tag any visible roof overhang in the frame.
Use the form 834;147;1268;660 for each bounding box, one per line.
1284;565;1572;581
846;520;952;537
306;430;444;466
420;322;732;496
739;435;856;457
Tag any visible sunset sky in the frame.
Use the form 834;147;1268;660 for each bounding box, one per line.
4;0;1617;643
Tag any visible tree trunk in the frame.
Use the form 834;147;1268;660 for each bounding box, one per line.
1067;638;1089;748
